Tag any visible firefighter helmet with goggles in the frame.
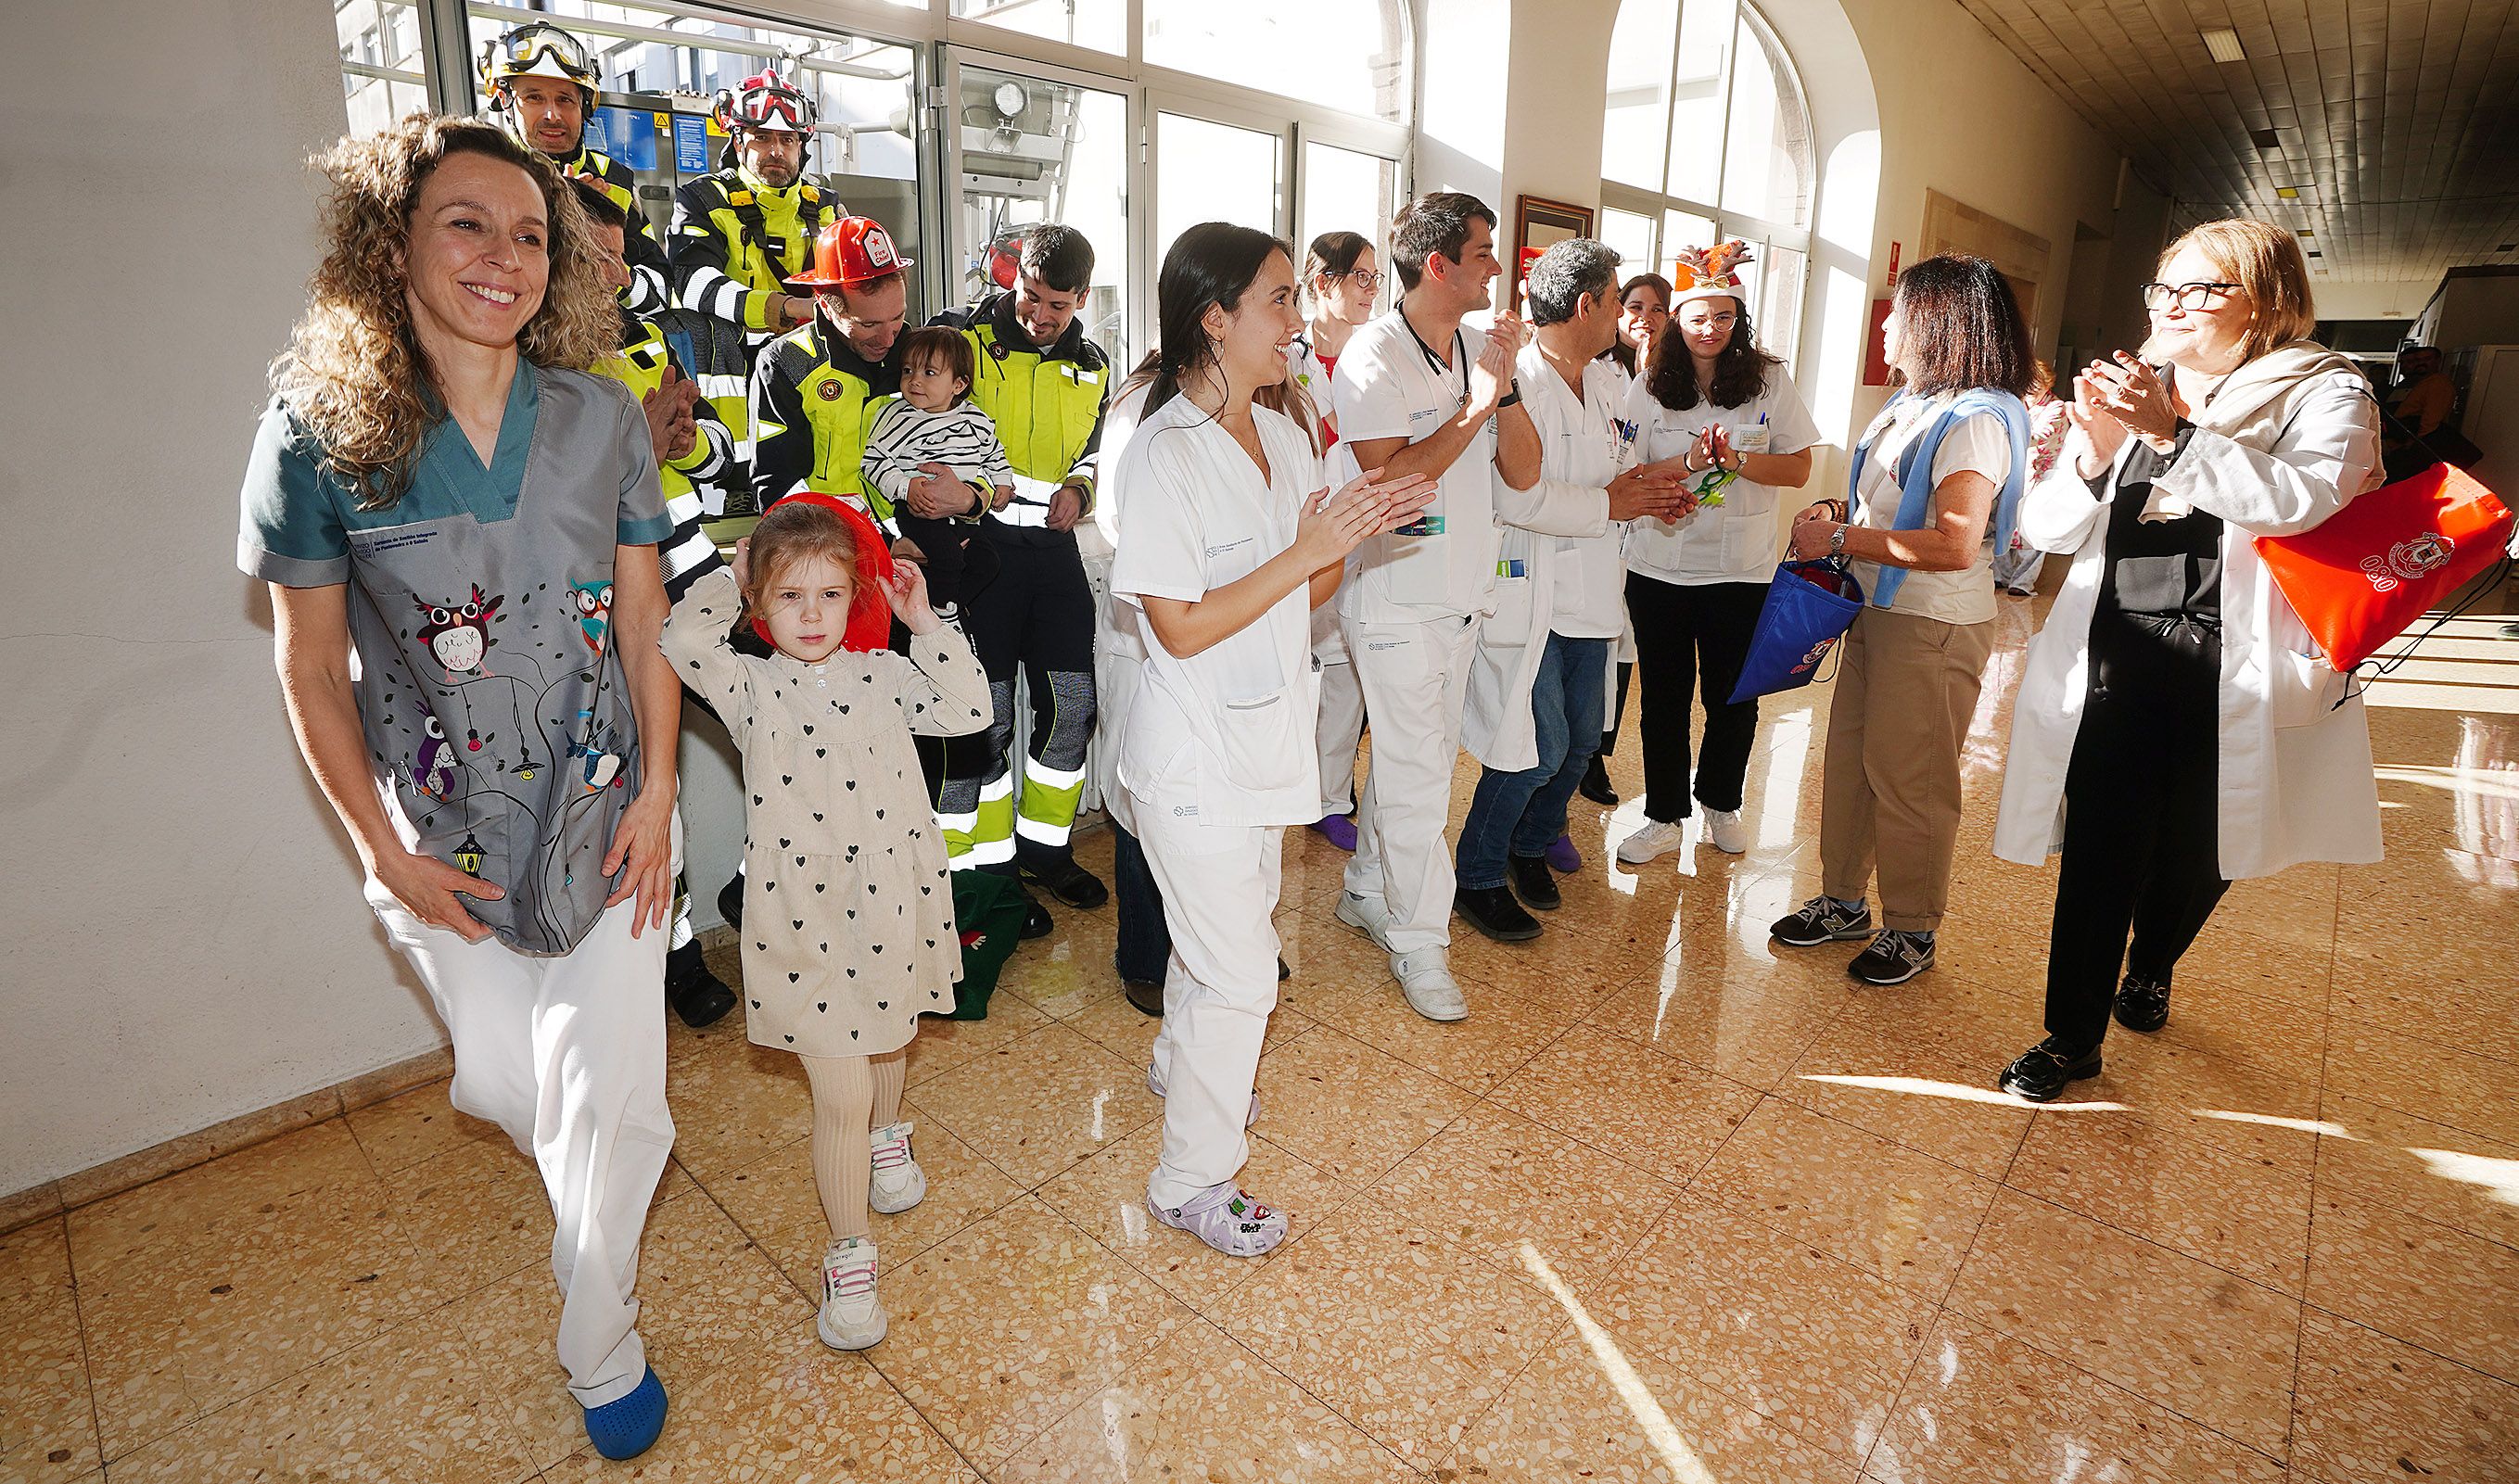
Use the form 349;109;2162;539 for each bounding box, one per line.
479;20;601;99
713;70;817;135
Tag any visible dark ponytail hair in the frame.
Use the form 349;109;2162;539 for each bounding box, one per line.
1144;222;1298;428
1303;230;1371;302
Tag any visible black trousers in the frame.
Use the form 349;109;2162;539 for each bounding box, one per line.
1625;573;1767;820
2042;615;2232;1052
940;536;1098;872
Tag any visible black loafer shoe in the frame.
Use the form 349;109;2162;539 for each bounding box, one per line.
1021;854;1110;910
1123;978;1164;1017
1998;1036;2104;1103
1018;888;1054;940
665;941;736;1029
717;872;745;931
1455;884;1542;943
1506;854;1561;911
1577;755;1620;806
2114;972;2171;1033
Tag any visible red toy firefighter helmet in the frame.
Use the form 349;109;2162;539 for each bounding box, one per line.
787;217;916;289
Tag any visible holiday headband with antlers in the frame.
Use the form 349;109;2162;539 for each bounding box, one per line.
1672;238;1755;292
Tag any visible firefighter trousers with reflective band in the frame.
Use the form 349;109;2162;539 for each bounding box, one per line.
940;537;1096;869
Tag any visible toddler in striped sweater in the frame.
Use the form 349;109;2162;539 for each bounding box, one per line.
861;325;1013;623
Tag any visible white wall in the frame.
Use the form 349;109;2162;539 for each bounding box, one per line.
1828;0;2121;423
0;0;456;1196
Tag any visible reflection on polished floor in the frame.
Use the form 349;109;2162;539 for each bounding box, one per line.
7;599;2518;1483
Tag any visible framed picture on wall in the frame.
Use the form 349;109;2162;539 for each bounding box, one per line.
1511;195;1595;313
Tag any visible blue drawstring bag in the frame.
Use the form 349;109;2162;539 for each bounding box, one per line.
1728;387;2031;704
1728;557;1865;703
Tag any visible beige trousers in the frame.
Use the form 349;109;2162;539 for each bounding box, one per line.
1818;607;1996;933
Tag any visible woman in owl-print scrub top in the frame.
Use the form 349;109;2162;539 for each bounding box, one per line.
236;117;683;1461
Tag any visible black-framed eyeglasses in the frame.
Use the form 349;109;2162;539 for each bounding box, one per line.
1342;269;1385;291
2139;281;2241;311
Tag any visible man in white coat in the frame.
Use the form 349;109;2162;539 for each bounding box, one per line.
1330;193;1540;1020
1456;240;1688;940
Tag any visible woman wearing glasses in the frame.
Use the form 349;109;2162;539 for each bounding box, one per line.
1290;231;1384;853
1991;219;2383;1102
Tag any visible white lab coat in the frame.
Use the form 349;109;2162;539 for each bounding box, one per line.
1991;343;2386;879
1463;344;1631;772
1088;382;1155;835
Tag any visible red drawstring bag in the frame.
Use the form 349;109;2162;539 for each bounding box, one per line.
749;493;897;654
2255;462;2513;672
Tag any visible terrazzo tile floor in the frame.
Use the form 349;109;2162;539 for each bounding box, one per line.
8;601;2517;1482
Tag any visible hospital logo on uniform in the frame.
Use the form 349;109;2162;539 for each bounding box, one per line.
817;379;844;400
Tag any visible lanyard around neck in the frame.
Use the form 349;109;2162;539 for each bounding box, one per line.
1400;304;1469;403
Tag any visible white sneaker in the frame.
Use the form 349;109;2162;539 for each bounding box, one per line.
1392;948;1469;1021
868;1122;925;1215
1334;891;1393;949
1145;1062;1260;1126
1703;808;1749;855
1617;819;1686;865
817;1237;886;1351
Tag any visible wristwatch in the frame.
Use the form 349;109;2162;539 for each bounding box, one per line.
1497;381;1522;408
1827;523;1849;557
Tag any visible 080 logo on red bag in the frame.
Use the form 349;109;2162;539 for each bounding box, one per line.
2357;531;2454;593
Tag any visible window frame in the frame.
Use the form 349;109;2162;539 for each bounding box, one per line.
364;0;1415;371
1597;0;1818;374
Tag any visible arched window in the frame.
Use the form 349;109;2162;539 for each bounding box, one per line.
1599;0;1816;370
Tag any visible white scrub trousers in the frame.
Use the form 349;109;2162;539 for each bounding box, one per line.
1315;656;1367;817
1141;812;1284;1210
365;883;675;1409
1341;613;1480;954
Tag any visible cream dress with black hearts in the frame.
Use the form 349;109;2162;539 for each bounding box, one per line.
662;567;992;1056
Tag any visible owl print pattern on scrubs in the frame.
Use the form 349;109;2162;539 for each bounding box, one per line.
662;568;992;1057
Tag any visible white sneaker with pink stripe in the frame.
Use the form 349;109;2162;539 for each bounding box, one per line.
868;1121;925;1215
817;1237;886;1351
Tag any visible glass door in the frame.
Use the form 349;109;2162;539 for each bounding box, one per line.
1295;136;1401;307
938;48;1136;362
1151;107;1287;270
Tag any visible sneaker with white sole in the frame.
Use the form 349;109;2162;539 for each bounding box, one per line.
1769;895;1874;947
1846;929;1936;986
1334;891;1393;948
1703;807;1749;855
1392;947;1469;1021
1145;1062;1259;1126
1616;819;1686;865
816;1237;886;1351
1147;1180;1289;1257
867;1122;925;1215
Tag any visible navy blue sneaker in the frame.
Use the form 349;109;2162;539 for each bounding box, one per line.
582;1365;668;1460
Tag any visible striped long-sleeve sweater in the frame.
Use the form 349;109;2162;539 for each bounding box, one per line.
860;399;1014;519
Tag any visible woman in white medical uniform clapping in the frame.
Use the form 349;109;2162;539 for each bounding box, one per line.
1109;222;1431;1256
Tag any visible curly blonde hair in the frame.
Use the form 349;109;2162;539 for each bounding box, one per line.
272;114;617;510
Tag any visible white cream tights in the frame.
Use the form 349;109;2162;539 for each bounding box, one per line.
796;1050;907;1242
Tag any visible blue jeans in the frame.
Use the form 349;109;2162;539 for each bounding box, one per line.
1456;633;1608;889
1111;824;1170;984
